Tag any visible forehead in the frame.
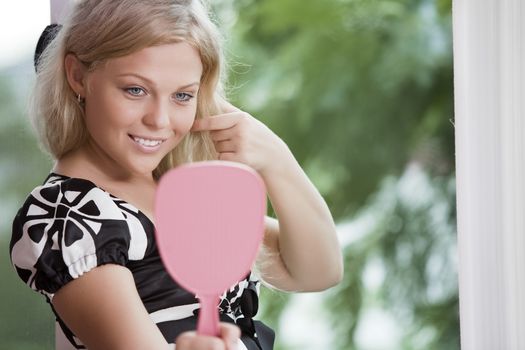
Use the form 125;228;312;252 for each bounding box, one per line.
95;42;203;85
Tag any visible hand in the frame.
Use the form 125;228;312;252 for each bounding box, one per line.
175;322;241;350
191;100;290;177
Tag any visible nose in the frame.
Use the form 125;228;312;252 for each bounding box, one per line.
143;97;170;129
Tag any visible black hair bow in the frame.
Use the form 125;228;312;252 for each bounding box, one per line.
34;24;62;72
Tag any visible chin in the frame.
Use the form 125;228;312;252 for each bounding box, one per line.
127;161;162;178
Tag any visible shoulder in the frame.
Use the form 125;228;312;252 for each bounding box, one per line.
31;174;124;217
11;174;127;237
10;174;149;298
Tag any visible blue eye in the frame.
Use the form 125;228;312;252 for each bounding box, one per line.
175;92;194;102
125;87;146;96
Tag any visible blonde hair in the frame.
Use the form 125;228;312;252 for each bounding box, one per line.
31;0;224;180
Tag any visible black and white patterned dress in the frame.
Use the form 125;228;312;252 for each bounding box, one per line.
9;173;274;349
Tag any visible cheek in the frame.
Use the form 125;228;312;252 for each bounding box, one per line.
89;93;142;128
173;107;198;133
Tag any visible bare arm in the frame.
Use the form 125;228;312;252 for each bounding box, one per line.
257;146;344;292
52;264;170;350
192;101;344;293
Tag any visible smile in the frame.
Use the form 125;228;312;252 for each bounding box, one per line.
129;134;166;147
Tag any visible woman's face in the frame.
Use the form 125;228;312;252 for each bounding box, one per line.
82;42;203;178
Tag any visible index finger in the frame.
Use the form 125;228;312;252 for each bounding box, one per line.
191;113;240;132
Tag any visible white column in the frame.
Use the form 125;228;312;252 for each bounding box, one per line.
50;0;72;24
454;1;525;349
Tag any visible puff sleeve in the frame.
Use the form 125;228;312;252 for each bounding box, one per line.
9;175;148;300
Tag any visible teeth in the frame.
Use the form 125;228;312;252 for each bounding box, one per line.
132;136;163;147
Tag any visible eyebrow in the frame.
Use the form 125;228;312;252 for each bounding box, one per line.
116;73;200;90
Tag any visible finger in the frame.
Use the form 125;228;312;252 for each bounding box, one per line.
210;128;236;142
227;339;241;350
219;323;241;350
175;332;225;350
218;152;236;162
174;332;195;348
194;337;225;350
214;140;237;153
191;112;243;132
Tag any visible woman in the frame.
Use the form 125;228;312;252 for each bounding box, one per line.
10;0;343;349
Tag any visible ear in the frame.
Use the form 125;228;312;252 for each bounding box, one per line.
64;53;87;97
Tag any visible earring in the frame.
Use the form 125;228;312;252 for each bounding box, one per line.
77;93;85;106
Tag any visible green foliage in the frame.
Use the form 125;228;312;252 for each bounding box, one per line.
258;287;291;350
0;238;55;349
0;74;54;349
325;244;366;349
222;0;457;348
324;168;458;349
0;77;52;202
227;0;454;218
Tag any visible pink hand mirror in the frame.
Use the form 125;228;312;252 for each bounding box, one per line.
154;161;266;337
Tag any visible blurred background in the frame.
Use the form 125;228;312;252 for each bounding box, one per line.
0;0;456;349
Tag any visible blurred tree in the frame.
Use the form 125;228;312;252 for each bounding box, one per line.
0;74;54;348
327;167;457;349
225;0;453;216
218;0;456;348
